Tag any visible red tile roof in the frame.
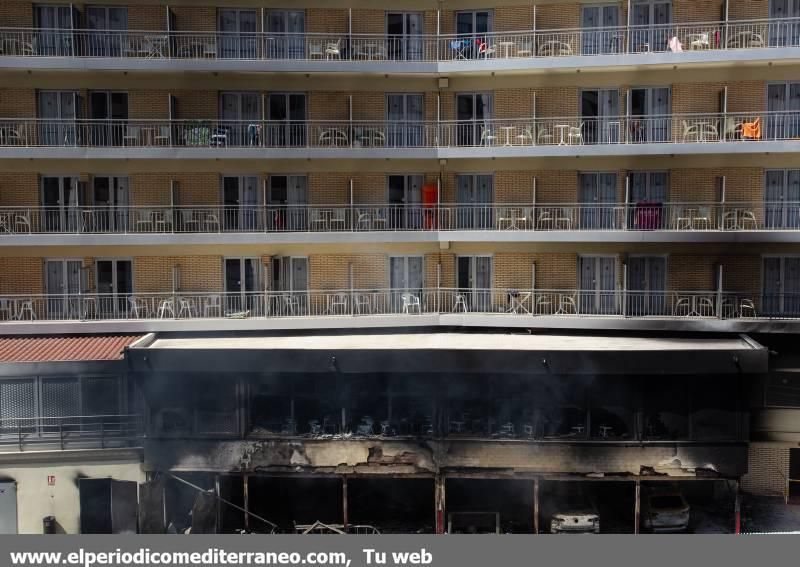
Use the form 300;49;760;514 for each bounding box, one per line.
0;335;143;363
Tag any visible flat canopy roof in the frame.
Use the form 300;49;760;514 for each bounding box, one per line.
129;332;767;375
147;333;759;352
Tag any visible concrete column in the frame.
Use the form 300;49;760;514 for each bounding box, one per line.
435;475;445;534
533;478;540;534
243;474;250;531
634;479;641;534
342;477;349;531
734;480;741;534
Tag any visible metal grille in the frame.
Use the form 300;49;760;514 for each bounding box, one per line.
40;377;79;417
0;380;35;419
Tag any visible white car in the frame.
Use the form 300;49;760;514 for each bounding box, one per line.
550;492;600;534
642;491;690;533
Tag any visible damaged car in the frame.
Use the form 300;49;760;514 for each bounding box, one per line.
550;490;600;534
641;490;691;533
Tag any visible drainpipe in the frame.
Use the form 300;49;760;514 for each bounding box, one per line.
342;477;349;531
531;261;536;293
717;264;724;319
624;174;630;230
622;262;628;317
719;175;726;230
349;178;354;231
533;478;540;534
734;480;741;534
634;479;640;534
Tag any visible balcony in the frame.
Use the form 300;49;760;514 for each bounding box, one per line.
2;202;799;245
0;414;143;451
0;288;790;328
0;112;796;160
0;18;798;74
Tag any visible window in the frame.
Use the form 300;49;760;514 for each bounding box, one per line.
88;91;128;146
44;259;85;318
268;175;307;230
218;9;257;58
763;256;800;316
455;174;493;229
578;256;617;314
628;87;671;142
766;83;800;139
769;0;800;46
455;10;492;58
457;256;492;311
578;172;617;229
386;94;424;147
222;175;261;231
34;4;74;56
224;258;263;314
629;171;668;230
387;174;424;229
581;89;620;144
265;10;305;59
219;92;261;146
40;176;79;231
626;256;667;315
386;12;423;60
91;176;129;232
95;259;133;318
37;91;81;146
86;5;128;57
764;170;800;229
629;0;672;53
455;93;492;146
581;5;621;55
267;93;306;147
390;256;424;312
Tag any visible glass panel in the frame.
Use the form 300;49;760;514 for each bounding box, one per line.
763;257;782;315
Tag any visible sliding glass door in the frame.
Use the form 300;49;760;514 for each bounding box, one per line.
86;5;128;57
224;258;262;314
95;259;133;318
456;174;493;229
267;93;306;147
626;256;666;315
92;176;129;232
41;176;79;232
578;172;617;229
218;9;258;59
765;170;800;229
266;10;305;59
386;12;423;61
581;89;620;144
578;256;617;314
581;4;621;55
457;256;492;312
386;93;424;147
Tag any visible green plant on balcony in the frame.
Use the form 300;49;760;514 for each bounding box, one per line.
184;121;212;146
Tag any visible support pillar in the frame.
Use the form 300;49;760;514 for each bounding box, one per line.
342;476;349;531
533;478;540;534
734;480;741;534
215;475;221;534
634;479;641;534
435;475;445;534
243;474;250;531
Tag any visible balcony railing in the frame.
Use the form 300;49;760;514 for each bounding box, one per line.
0;18;797;62
1;202;797;235
0;288;787;324
0;414;143;451
0;112;793;150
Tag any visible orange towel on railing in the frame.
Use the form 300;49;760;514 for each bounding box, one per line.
742;117;761;140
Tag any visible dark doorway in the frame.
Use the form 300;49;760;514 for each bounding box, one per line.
348;478;434;533
790;448;800;504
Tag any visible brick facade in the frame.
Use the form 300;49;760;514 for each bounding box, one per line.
741;443;790;496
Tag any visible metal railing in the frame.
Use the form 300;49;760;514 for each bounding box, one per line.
0;414;143;451
0;288;786;323
0;112;793;149
2;202;798;235
0;18;798;62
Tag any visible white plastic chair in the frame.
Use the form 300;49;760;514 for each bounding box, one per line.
401;292;421;314
204;294;221;317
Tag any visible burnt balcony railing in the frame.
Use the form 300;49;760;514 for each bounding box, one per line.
0;18;797;62
0;289;785;324
0;414;143;451
0;202;797;235
0;112;794;150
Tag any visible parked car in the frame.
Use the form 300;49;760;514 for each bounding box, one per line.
550;490;600;534
642;490;691;533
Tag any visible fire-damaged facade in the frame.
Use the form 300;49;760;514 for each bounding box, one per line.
121;332;763;534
